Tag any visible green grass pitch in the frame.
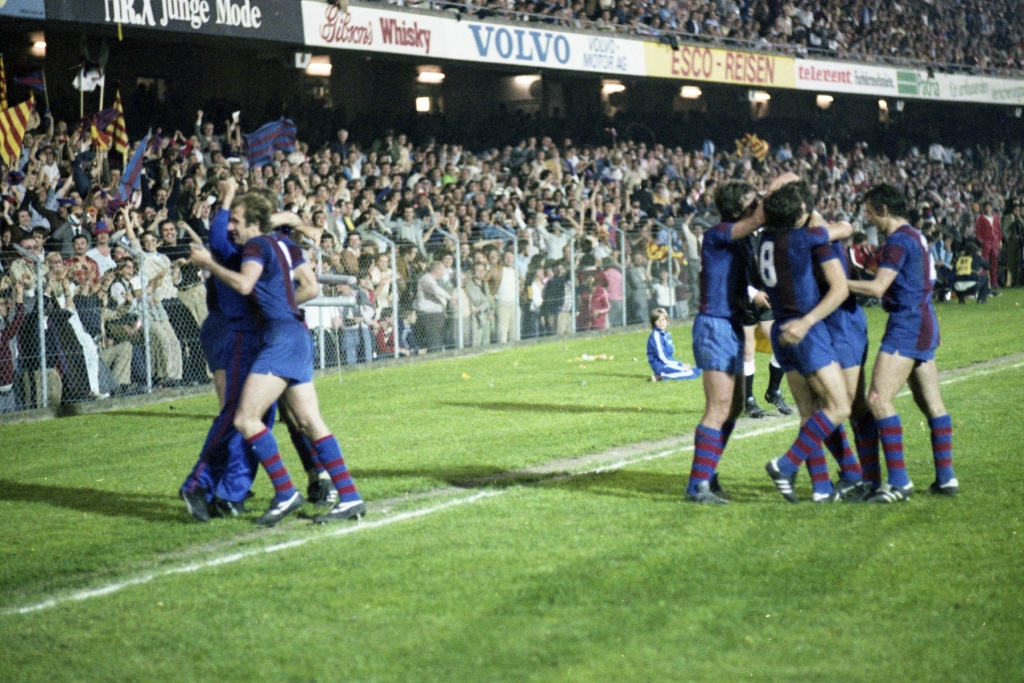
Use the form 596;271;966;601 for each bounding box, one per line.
1;292;1023;682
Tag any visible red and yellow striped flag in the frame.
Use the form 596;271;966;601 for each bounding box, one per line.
113;91;128;160
0;97;34;166
0;56;7;110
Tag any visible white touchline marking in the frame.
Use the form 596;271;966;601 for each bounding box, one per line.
4;357;1022;617
3;491;501;617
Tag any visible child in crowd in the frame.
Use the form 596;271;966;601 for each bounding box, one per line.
647;307;701;381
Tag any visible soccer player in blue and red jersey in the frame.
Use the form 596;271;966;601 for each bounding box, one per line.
190;193;366;526
847;184;957;502
756;182;853;502
684;180;766;505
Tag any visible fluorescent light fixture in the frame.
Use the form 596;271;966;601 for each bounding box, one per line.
417;65;445;84
680;86;702;99
416;96;431;113
878;99;888;110
748;90;770;102
816;94;834;109
305;56;332;77
602;80;626;95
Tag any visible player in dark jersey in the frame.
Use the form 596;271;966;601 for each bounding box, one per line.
757;183;853;502
684;180;766;504
742;229;792;418
847;184;957;502
191;193;366;526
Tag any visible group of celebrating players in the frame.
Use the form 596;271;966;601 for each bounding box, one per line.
685;174;957;504
177;178;365;526
176;169;956;525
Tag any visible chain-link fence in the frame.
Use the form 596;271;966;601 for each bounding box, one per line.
0;216;703;416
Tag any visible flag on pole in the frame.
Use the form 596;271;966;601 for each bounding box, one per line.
14;71;46;91
0;56;7;110
90;108;119;149
112;91;129;160
243;117;297;168
72;67;105;93
0;97;35;167
113;130;151;205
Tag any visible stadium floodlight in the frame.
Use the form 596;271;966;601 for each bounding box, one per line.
816;94;834;110
680;86;702;99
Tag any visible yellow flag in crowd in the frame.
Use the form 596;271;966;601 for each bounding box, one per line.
0;96;35;167
113;91;129;160
735;133;770;161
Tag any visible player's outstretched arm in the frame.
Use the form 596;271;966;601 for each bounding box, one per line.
825;221;853;242
190;244;262;295
847;267;896;299
779;259;849;346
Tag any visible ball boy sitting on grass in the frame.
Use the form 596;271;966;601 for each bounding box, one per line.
647;308;702;381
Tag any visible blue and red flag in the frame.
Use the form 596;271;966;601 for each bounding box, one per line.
14;71;46;91
243;117;296;168
113;130;151;205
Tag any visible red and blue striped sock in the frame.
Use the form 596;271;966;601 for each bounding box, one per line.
929;414;955;485
852;415;880;489
805;445;834;495
247;428;297;502
777;411;836;477
824;424;862;482
876;415;910;488
687;424;723;496
313;435;362;503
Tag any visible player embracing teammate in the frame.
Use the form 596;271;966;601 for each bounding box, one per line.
686;176;957;504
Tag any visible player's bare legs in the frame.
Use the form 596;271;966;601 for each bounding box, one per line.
686;370;744;504
906;360;958;494
768;362;850;502
283;382;366;522
863;351;918;499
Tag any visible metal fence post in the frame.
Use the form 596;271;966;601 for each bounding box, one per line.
14;244;46;408
434;227;463;350
367;231;399;360
652;219;678;319
608;224;628;328
492;226;519;342
317;248;326;370
556;226;576;335
125;245;153;393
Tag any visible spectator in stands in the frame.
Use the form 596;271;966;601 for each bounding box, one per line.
975;201;1001;293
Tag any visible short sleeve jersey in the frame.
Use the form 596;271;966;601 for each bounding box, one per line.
757;225;831;320
876;225;935;314
813;240;858;315
241;233;307;324
698;222;750;321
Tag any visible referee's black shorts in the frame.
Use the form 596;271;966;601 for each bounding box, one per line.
742;300;774;327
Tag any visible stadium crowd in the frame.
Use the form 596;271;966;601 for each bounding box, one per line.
2;108;1023;412
419;0;1024;74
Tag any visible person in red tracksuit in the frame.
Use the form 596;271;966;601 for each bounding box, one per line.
975;201;1002;291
